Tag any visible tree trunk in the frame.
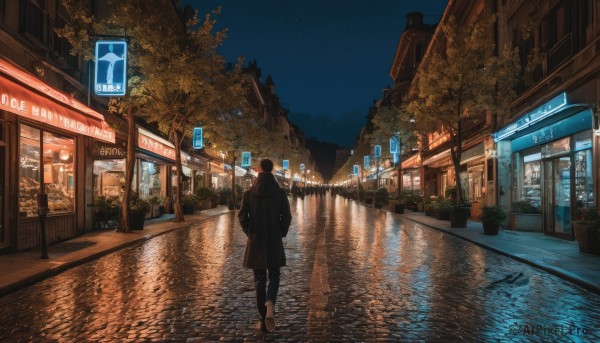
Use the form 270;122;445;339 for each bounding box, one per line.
231;156;237;208
118;107;135;233
397;161;403;199
376;158;380;190
172;130;185;222
449;120;464;205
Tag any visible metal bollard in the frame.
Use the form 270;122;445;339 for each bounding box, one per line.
37;194;49;259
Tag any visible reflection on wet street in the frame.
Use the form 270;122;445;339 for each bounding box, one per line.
1;194;600;341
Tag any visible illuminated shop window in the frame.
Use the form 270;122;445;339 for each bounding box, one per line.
19;124;75;217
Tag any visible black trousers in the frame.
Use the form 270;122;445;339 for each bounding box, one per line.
253;268;280;319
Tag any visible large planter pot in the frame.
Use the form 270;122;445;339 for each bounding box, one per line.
394;203;404;214
417;202;424;212
573;221;600;254
450;206;471;228
435;209;450;220
510;213;542;231
182;204;196;214
482;221;500;235
128;211;146;230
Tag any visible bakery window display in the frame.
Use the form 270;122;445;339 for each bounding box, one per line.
18;124;75;217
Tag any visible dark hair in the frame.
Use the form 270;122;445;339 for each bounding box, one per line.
260;158;273;172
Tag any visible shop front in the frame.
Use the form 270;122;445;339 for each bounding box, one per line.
421;148;453;198
135;126;175;215
459;142;486;218
401;153;422;192
494;92;595;239
180;151;209;195
0;58;115;251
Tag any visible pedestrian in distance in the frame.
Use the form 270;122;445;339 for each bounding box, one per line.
238;158;292;333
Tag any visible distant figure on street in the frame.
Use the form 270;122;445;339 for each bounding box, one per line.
238;158;292;333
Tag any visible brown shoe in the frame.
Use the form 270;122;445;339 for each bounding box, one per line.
257;319;268;333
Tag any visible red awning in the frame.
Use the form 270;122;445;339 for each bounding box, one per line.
0;58;115;143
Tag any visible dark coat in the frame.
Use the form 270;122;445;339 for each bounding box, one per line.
238;172;292;269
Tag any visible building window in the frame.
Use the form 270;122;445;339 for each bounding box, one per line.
139;160;163;199
19;124;75;217
93;159;125;201
53;14;78;71
19;0;49;46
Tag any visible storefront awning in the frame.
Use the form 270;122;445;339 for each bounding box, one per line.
422;149;451;167
401;153;421;169
137;126;176;161
0;58;115;143
460;142;485;165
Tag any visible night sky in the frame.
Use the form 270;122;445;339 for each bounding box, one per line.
185;0;446;148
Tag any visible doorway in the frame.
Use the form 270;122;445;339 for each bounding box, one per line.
543;156;572;236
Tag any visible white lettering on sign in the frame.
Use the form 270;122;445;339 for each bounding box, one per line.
2;94;26;112
0;85;115;143
138;132;176;160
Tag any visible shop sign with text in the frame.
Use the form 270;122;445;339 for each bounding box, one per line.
92;140;127;159
138;132;176;160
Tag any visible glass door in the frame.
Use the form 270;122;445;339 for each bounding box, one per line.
543;157;572;235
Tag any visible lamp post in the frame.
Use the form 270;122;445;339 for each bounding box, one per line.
393;135;403;199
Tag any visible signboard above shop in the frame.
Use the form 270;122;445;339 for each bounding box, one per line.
137;127;176;161
193;127;203;149
0;59;115;143
95;41;127;97
241;151;251;167
374;145;381;159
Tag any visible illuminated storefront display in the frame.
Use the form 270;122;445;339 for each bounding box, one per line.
0;57;116;251
494;90;595;238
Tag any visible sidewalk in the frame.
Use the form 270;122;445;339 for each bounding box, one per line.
0;206;231;297
397;210;600;294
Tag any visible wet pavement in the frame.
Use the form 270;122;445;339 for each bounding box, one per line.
1;195;600;342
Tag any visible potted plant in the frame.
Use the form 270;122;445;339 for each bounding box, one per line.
182;194;198;214
573;207;600;254
219;187;232;206
481;205;507;235
363;190;376;204
374;187;390;209
93;195;120;229
510;200;541;231
129;192;149;230
433;198;453;220
147;196;163;218
444;185;470;228
195;187;215;210
450;201;471;228
412;191;424;212
391;191;406;214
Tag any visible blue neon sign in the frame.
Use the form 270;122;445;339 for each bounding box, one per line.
353;165;359;175
241;151;251;167
390;138;399;153
373;145;381;159
300;163;305;171
95;41;127;96
364;156;371;169
192;127;203;149
494;92;567;142
282;160;289;170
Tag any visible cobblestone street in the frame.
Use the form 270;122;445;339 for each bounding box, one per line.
1;194;600;342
